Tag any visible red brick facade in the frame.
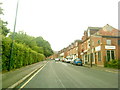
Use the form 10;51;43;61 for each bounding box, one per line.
48;24;120;67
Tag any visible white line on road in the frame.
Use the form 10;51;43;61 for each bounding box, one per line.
19;61;48;89
51;63;66;89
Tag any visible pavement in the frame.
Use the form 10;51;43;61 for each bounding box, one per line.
2;60;48;88
20;61;118;88
83;64;119;73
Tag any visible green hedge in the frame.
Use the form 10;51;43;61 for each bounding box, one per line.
104;59;120;69
2;36;45;71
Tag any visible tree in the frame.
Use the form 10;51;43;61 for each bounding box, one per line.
32;46;44;54
9;31;37;48
0;20;10;36
9;31;53;57
0;3;4;15
35;36;53;57
0;3;10;36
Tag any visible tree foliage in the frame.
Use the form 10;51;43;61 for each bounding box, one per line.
0;3;10;36
0;20;10;36
35;36;53;57
9;31;53;56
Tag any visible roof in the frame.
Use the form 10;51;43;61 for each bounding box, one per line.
102;24;115;31
87;27;102;35
92;24;119;37
87;27;102;30
74;40;82;43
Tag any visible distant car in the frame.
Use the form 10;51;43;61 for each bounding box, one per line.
73;58;82;66
55;58;60;61
65;58;72;63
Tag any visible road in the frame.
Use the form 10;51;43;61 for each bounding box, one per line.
21;60;118;88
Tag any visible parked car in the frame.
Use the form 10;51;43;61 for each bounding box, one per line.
65;58;72;63
73;58;82;66
55;58;60;61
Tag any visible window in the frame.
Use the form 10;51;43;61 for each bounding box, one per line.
118;40;120;45
111;50;114;60
98;40;100;44
89;41;90;46
98;51;101;61
85;54;87;61
106;40;111;45
89;44;90;46
88;40;90;48
107;50;110;61
106;50;115;61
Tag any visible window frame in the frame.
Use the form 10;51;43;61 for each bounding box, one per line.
98;40;100;44
106;40;111;45
118;40;120;45
106;50;115;61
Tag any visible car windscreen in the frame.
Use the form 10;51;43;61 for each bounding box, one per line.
75;58;81;61
76;60;80;61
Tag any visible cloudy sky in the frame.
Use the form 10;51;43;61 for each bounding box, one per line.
1;0;119;51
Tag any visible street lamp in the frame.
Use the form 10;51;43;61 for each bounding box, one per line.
8;0;19;71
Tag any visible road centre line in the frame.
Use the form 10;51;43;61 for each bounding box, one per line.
19;61;48;89
51;63;66;89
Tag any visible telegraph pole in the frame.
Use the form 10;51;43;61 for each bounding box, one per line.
8;0;19;71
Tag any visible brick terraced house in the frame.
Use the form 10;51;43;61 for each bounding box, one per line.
48;24;120;67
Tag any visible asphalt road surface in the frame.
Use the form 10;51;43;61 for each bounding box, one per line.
22;60;118;88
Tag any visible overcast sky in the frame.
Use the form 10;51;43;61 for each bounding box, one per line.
1;0;119;51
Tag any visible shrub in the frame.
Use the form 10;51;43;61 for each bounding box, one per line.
104;59;120;69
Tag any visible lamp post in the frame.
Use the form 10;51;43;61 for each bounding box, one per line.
8;0;19;71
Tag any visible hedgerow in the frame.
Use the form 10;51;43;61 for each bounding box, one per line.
2;36;45;71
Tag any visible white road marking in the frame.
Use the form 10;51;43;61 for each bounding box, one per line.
51;63;66;89
19;62;48;89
